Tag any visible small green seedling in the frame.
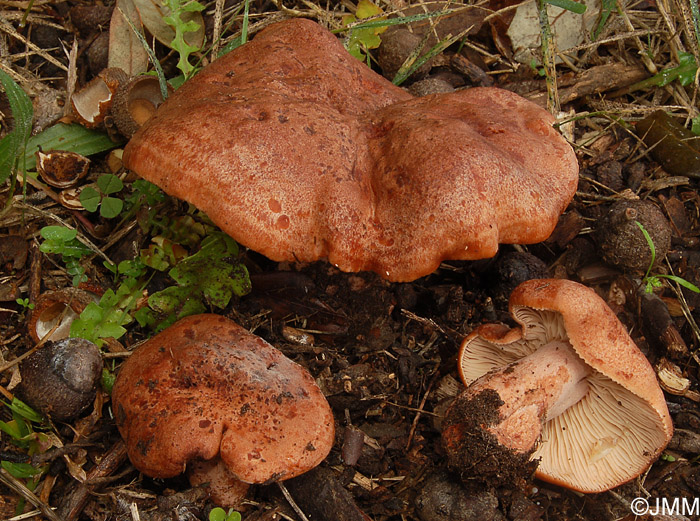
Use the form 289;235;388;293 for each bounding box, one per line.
15;298;34;310
69;284;140;347
209;507;241;521
636;221;700;294
80;174;125;219
101;367;117;394
342;0;388;63
39;226;93;286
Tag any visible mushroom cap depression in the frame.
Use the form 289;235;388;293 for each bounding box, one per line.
112;314;335;484
448;278;673;493
123;18;578;282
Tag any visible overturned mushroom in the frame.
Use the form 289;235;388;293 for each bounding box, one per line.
442;279;673;493
112;314;335;507
123;19;578;282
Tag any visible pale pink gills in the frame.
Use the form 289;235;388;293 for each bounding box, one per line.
112;314;335;493
443;278;673;493
124;19;578;282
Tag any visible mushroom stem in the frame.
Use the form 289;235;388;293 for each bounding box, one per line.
468;340;590;452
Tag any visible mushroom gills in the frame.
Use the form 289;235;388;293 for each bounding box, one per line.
468;340;590;452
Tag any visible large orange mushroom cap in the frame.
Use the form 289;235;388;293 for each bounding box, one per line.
111;314;335;485
444;279;673;493
124;18;578;282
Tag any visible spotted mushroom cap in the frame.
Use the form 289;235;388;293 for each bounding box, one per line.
112;314;335;484
457;278;673;493
123;18;578;282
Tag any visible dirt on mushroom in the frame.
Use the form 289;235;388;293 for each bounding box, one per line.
441;388;538;491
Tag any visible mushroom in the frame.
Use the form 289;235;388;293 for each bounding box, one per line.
71;68;127;128
111;314;335;507
123;18;578;282
442;278;673;493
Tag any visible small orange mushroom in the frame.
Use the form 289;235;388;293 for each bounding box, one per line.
123;19;578;282
442;279;673;493
112;314;335;507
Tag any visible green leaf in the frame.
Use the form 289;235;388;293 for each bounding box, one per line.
101;368;116;394
592;0;616;40
657;275;700;293
97;174;124;195
342;0;387;60
7;398;43;423
209;508;227;521
142;233;251;331
1;461;42;478
241;0;250;44
39;226;93;271
100;197;124;219
0;420;24;440
40;225;78;242
545;0;587;14
0;70;33;182
677;52;698;86
163;0;205;77
635;221;656;279
80;186;101;212
628;52;698;92
692;115;700;136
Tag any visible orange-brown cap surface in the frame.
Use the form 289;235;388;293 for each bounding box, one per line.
123;19;578;282
112;314;335;484
454;278;673;493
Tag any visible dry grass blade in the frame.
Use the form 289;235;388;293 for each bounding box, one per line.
0;17;67;72
0;468;62;521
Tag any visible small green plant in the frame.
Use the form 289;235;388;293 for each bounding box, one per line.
80;174;125;219
0;399;50;476
628;52;697;94
15;297;34;310
342;0;388;63
0;399;54;513
69;279;143;347
163;0;206;77
101;366;117;394
636;221;700;294
136;232;251;332
39;226;93;286
68;257;150;347
209;507;241;521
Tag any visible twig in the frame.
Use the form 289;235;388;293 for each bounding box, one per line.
58;439;128;521
405;372;438;451
277;482;311;521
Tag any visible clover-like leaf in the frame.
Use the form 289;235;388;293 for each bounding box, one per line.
97;173;124;195
80;186;101;212
100;196;124;218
